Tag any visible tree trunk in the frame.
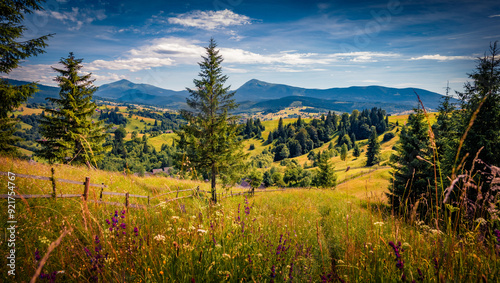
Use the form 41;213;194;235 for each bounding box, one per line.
211;164;217;203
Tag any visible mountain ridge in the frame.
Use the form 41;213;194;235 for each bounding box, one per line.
4;78;455;114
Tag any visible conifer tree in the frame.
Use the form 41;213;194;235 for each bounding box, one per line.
353;142;361;158
455;42;500;167
366;126;381;166
387;109;433;212
314;152;337;188
176;38;246;203
0;0;52;155
38;53;110;167
340;143;348;161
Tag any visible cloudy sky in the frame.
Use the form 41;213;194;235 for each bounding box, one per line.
6;0;500;95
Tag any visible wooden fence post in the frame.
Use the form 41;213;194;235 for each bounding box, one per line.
147;195;150;206
51;168;57;199
125;192;129;209
83;177;90;201
99;188;103;201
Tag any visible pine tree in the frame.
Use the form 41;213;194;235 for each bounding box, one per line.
366;126;381;166
314;152;337;188
38;53;110;167
0;0;52;155
387;108;434;212
176;38;246;203
455;42;500;167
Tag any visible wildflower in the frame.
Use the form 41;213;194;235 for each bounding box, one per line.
494;229;500;245
373;222;384;227
197;229;207;234
215;244;222;249
134;227;139;237
172;216;179;220
160;271;164;275
154;234;166;242
34;249;41;261
39;236;51;246
222;253;231;260
120;223;126;229
270;265;276;281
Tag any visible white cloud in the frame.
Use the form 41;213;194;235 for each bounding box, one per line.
410;54;475;61
87;58;174;72
168;9;251;30
35;7;107;31
328;52;400;62
4;64;57;86
83;37;402;73
489;14;500;18
91;73;128;84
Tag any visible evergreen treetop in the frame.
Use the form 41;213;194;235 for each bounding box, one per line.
176;38;247;203
38;53;110;167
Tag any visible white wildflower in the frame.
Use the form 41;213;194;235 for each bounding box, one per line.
154;234;166;242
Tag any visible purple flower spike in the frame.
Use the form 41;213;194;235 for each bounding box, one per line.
35;249;41;261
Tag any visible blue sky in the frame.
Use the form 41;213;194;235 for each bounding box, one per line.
7;0;500;95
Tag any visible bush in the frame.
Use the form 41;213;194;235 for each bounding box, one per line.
383;132;395;142
249;144;255;150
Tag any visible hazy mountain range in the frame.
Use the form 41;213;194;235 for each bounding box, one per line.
7;78;455;114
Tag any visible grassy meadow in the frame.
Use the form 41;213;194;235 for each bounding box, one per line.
1;151;499;282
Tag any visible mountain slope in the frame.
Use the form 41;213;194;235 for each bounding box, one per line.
235;79;451;111
95;79;189;99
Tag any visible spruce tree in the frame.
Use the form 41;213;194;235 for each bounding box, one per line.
455;42;500;167
366;126;381;166
0;0;52;155
38;53;110;167
176;38;246;203
387;109;433;212
314;152;337;188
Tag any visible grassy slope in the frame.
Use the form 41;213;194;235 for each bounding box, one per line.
0;154;497;282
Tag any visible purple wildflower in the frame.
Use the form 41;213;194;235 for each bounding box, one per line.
270;265;276;281
494;229;500;245
35;249;41;261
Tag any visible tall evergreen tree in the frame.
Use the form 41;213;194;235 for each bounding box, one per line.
366;126;381;166
38;53;110;167
340;143;348;161
455;42;500;167
314;152;337;188
176;38;246;203
0;0;52;155
387;109;433;212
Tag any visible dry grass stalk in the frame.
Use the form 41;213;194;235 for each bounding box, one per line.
30;228;72;283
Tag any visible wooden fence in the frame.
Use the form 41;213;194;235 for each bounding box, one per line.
0;170;301;209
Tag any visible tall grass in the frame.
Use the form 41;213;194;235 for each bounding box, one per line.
1;155;499;282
